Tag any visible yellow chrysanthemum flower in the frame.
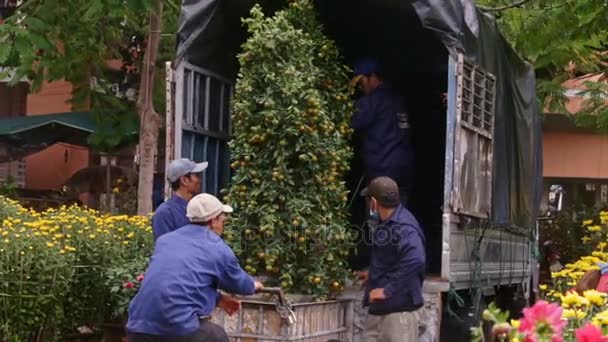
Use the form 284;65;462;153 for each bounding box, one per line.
583;220;594;226
563;309;587;320
584;290;607;306
588;225;602;232
510;319;520;329
561;292;589;308
593;310;608;326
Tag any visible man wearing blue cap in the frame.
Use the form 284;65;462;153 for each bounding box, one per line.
152;158;208;241
351;59;414;206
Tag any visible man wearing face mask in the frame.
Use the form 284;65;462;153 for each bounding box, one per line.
152;158;208;241
358;177;426;342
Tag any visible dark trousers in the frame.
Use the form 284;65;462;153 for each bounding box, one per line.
127;321;228;342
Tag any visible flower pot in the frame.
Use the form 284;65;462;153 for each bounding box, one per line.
211;294;354;341
101;321;127;342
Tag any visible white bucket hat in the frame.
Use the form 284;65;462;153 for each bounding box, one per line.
187;193;233;223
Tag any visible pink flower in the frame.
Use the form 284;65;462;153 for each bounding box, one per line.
136;274;144;282
123;281;135;289
575;323;608;342
492;322;512;338
519;301;566;342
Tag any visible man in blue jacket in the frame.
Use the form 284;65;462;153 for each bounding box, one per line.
127;193;263;342
351;59;414;206
152;158;208;241
359;177;426;342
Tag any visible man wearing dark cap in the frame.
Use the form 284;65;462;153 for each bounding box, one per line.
351;59;414;206
359;176;426;342
152;158;208;241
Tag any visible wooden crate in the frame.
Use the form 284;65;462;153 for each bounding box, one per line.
211;295;354;342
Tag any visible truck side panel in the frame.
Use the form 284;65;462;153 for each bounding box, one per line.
443;54;531;290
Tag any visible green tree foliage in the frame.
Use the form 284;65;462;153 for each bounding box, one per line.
0;0;147;150
476;0;607;127
0;0;180;151
224;1;355;298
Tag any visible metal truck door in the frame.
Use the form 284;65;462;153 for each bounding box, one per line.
170;61;233;196
441;54;498;286
449;54;496;218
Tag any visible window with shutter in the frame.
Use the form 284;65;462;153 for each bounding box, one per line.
0;82;29;117
0;82;29;188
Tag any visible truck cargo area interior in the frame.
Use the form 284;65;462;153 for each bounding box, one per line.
315;0;449;274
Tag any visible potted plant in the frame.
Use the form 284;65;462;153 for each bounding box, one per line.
103;257;148;342
219;1;356;340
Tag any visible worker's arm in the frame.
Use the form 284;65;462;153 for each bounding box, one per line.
151;209;173;241
218;250;256;295
351;96;376;131
382;228;426;299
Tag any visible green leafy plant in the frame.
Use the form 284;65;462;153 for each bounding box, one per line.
0;197;75;341
475;0;608;127
0;176;18;199
0;196;153;340
224;0;355;299
105;256;149;319
539;206;597;268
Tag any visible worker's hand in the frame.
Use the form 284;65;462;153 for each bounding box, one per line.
357;271;369;288
218;294;241;316
369;288;387;303
254;281;264;293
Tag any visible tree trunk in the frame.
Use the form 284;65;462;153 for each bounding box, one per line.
136;0;163;215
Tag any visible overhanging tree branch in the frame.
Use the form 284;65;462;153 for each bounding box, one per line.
477;0;534;12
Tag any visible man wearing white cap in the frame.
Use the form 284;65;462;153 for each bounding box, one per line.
152;158;208;241
127;193;263;342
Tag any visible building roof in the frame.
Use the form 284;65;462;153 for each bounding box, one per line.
0;111;101;135
0;111;138;162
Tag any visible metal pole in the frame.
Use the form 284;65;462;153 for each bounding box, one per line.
164;61;174;201
105;153;111;213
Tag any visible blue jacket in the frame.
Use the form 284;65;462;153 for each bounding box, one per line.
352;85;414;184
365;205;426;315
152;195;189;241
127;225;256;336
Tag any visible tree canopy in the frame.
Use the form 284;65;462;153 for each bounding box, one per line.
0;0;179;150
476;0;607;127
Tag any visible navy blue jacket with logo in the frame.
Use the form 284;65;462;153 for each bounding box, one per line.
364;205;426;315
352;84;414;185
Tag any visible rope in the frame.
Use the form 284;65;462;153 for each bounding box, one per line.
469;218;489;320
348;176;365;209
447;284;465;320
498;227;503;288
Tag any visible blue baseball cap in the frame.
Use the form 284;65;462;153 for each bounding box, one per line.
351;59;382;86
167;158;208;183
